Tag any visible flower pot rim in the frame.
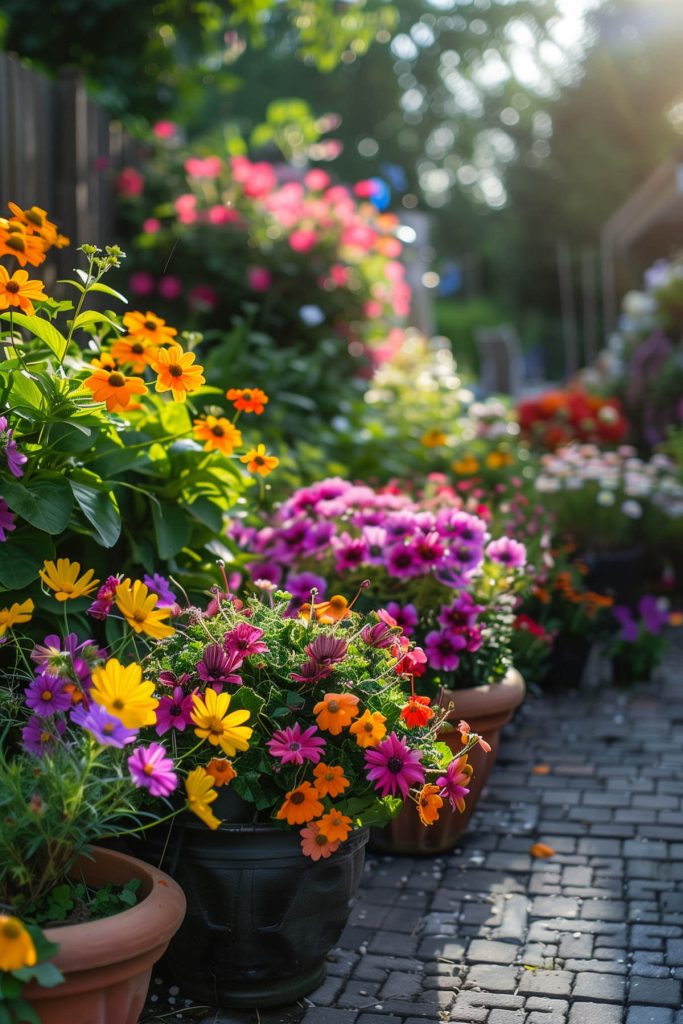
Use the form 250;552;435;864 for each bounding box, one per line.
438;666;526;720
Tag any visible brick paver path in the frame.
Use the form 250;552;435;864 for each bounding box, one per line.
145;638;683;1024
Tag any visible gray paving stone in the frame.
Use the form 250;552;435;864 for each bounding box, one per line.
466;939;518;965
628;976;682;1006
627;1010;674;1024
568;1003;622;1024
573;972;625;1003
517;970;573;997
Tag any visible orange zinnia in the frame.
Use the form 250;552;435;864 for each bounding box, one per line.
0;220;47;267
153;344;205;402
299;822;340;860
417;784;443;825
316;810;352;843
83;367;147;412
400;696;434;729
193;416;242;456
275;781;323;825
349;709;387;748
314;595;351;624
0;266;46;314
123;310;178;346
239;444;279;476
111;334;157;373
226;387;269;415
313;763;350;798
313;693;359;735
205;758;237;787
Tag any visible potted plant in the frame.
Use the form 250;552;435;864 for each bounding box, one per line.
608;594;672;685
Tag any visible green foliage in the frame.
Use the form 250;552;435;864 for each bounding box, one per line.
32;878;140;925
435;298;507;377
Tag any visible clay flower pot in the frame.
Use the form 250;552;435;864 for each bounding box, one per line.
371;668;525;855
23;846;186;1024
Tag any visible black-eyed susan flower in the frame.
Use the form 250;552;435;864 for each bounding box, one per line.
191;688;252;757
275;781;323;825
153;344;205;402
39;559;99;601
0;916;37;972
123;310;177;346
0;266;46;314
185;767;221;829
193;415;242;456
90;657;159;729
6;202;68;247
0;220;47;267
115;578;175;640
83;367;147;412
239;443;279;476
111;334;158;373
226;387;269;415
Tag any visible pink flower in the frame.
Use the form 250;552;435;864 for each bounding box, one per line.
142;218;161;234
116;167;144;197
197;644;243;687
436;757;471;813
155;686;195;735
208;204;239;225
247;266;272;292
128;743;178;797
158;275;183;300
385;602;418;636
365;732;425;798
153;120;178;139
129;271;155;296
88;576;120;620
174;193;198;224
425;629;467;671
0;498;16;542
267;722;326;765
486;537;527;570
304;169;330;191
242;162;277;198
224;623;269;658
185;156;222;179
289;229;318;253
188;284;218;312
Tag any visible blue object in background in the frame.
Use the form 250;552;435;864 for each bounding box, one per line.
438;263;462;297
367;177;391;211
380;162;408;192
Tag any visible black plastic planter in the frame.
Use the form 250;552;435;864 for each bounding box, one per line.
134;815;368;1009
584;546;644;607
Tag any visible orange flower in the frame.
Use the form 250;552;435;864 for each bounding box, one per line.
401;696;434;729
0;266;46;314
276;781;323;825
123;310;177;346
6;202;68;247
458;719;492;753
193;415;242;456
153;344;205;402
417;784;443;825
314;595;351;624
316;810;353;843
485;450;514;470
530;842;556;859
349;709;387;748
452;455;480;475
299;822;340;860
313;693;360;735
313;763;350;798
0;220;47;267
90;353;119;373
83;367;147;412
532;763;551;775
227;387;269;414
205;758;237;787
111;334;157;373
239;444;279;476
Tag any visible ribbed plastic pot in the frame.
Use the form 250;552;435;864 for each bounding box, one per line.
23;847;186;1024
140;818;369;1009
371;668;525;855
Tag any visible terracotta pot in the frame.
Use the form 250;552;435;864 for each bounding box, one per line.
23;846;186;1024
371;668;525;855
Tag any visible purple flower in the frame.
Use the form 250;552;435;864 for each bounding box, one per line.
638;595;669;636
361;525;388;564
446;542;484;573
87;576;120;620
71;703;137;747
360;621;395;649
461;626;483;653
285;572;327;603
437;593;484;631
333;532;369;574
385;602;419;636
425;629;467;671
31;633;81;671
266;722;326;765
155;686;195;735
413;530;445;567
0;416;27;478
386;541;423;579
224;622;269;658
22;715;66;757
613;606;638;643
25;674;72;717
436;757;471;812
486;537;527;570
128;743;178;797
365;732;425;798
436;509;488;544
290;660;326;684
384;513;419;540
245;560;282;586
0;498;16;542
305;634;348;671
143;573;177;608
196;644;243;687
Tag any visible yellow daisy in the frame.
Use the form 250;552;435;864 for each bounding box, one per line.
40;559;99;601
185;767;221;830
90;657;158;729
191;688;252;757
115;579;175;639
0;598;34;637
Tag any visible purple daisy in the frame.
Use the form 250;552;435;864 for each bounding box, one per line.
361;525;388;564
384;513;419;540
25;674;72;717
365;732;425;798
22;715;66;757
425;629;468;671
143;573;177;608
0;498;16;542
0;416;27;478
224;622;269;658
385;602;419;636
360;621;395;649
128;743;178;797
266;722;326;765
486;537;527;570
436;509;488;544
436;757;471;812
196;643;243;687
71;703;137;747
155;685;195;735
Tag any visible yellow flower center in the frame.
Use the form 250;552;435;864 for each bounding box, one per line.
41;690;53;702
40;731;51;743
206;717;224;738
107;371;126;388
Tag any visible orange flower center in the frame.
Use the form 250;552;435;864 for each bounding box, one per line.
143;764;155;775
40;731;51;743
41;690;52;701
103;723;114;734
107;371;126;388
290;791;305;805
169;365;184;378
5;281;19;293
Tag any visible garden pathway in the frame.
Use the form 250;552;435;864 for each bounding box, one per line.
143;635;683;1024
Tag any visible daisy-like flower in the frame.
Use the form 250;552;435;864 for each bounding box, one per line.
360;621;395;649
0;497;15;542
196;643;243;688
299;822;340;861
71;702;137;747
416;783;443;825
0;266;46;314
90;658;158;729
89;353;119;373
313;692;360;735
115;578;175;639
0;416;27;478
83;367;147;412
317;810;353;843
155;686;195;735
39;559;99;602
153;344;205;402
111;334;157;373
226;387;269;415
436;754;473;812
400;695;435;729
193;415;242;456
275;781;323;825
290;659;326;685
486;536;527;570
25;674;72;717
313;762;350;798
123;310;177;346
6;202;67;247
267;722;326;765
0;220;47;266
224;623;269;658
240;443;279;476
205;758;237;787
22;715;66;757
128;743;178;797
191;688;252;756
0;598;34;636
365;732;425;798
349;709;387;748
305;634;348;672
185;766;221;829
0;916;37;972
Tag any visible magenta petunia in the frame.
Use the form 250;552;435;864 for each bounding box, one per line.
0;498;16;542
155;685;195;735
425;628;467;672
365;732;425;798
486;537;527;570
385;602;419;636
385;541;423;580
267;722;326;765
285;572;328;603
224;622;269;658
128;743;178;797
333;532;369;574
25;674;72;717
437;593;484;631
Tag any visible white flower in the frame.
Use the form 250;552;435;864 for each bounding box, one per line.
597;490;616;507
621;500;643;519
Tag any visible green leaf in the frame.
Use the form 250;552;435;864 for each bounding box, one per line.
72;310;124;334
152;502;190;559
88;281;128;303
13;961;64;988
9;370;44;411
1;474;73;534
185;496;224;533
68;470;121;547
0;312;68;360
0;529;55;589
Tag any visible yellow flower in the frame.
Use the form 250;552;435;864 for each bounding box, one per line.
193;415;242;456
421;429;447;449
452;455;480;475
349;709;387;748
239;443;279;476
40;559;99;601
90;658;158;729
0;916;37;972
0;598;34;637
485;450;514;470
191;688;252;757
115;579;175;639
0;266;47;314
185;767;221;830
153;344;205;402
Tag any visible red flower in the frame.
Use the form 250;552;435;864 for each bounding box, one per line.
400;695;434;729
